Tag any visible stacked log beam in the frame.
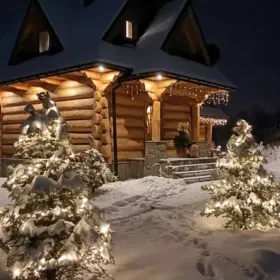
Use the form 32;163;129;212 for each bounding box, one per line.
1;80;93;157
91;85;112;162
112;93;147;160
200;124;207;141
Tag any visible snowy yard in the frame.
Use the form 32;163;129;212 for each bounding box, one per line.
0;154;280;279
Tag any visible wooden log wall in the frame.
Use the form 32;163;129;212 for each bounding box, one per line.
1;80;94;157
91;88;112;162
111;94;147;161
199;124;207;141
161;97;191;157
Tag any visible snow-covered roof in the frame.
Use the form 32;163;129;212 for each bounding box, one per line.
0;0;236;90
200;106;228;119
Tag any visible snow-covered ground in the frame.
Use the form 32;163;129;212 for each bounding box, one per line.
0;147;280;279
93;176;280;280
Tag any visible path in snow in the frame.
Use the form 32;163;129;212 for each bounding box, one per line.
92;175;280;280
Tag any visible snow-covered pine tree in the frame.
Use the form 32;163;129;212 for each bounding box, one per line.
0;147;114;280
74;149;117;193
201;119;280;231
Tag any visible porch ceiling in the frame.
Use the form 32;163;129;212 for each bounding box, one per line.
115;75;230;104
0;66;120;96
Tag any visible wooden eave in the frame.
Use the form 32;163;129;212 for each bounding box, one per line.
0;66;123;95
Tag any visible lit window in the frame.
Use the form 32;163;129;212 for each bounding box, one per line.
146;105;152;134
39;31;50;53
125;21;133;39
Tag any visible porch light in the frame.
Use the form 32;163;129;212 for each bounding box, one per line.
98;65;105;72
156;73;163;80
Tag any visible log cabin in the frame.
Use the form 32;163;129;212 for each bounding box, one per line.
0;0;236;174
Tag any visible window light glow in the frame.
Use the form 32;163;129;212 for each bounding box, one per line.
39;31;50;53
126;21;133;39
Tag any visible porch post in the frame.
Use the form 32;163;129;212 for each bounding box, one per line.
152;100;161;141
191;103;200;141
206;123;213;145
139;78;177;142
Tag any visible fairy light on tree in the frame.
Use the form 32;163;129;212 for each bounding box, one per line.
0;94;117;279
201;119;280;231
0;147;114;279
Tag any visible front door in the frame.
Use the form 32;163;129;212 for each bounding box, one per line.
161;95;192;157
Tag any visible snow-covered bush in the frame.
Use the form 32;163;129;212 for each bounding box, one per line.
74;149;117;193
201;120;280;231
0;147;114;280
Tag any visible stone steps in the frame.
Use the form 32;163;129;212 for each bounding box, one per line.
172;162;216;172
173;168;215;179
184;175;212;185
160;157;216;184
160;157;216;166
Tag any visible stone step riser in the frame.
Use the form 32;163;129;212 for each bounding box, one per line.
173;170;213;179
184;176;212;185
163;158;216;166
173;164;216;172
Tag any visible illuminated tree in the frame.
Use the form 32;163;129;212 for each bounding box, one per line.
74;148;117;193
0;148;114;280
201;119;280;230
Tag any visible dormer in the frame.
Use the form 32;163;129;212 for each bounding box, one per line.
9;0;63;65
161;2;211;65
102;0;173;45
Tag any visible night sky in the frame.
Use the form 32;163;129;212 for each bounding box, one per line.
194;0;280;116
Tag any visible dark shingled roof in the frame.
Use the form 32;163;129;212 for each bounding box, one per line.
200;106;228;119
0;0;236;90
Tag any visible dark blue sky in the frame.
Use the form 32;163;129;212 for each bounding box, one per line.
194;0;280;116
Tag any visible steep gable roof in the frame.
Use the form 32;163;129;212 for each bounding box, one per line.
9;0;63;65
161;0;210;65
0;0;236;90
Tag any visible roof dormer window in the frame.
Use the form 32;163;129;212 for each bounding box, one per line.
39;31;50;53
125;20;133;39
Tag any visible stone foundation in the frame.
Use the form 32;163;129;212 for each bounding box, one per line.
144;141;168;177
110;158;144;181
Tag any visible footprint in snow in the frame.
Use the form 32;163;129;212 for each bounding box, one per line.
114;195;143;207
196;260;216;277
193;237;223;279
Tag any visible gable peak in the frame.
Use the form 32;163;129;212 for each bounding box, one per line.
8;0;63;65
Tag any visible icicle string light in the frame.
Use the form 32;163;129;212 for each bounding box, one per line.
120;82;229;104
200;117;227;126
204;92;229;106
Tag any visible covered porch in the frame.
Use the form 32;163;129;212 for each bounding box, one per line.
0;64;233;180
111;74;231;161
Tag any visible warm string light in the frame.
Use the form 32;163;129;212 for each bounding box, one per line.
121;83;145;100
200;117;227;126
204;92;229;106
120;82;230;104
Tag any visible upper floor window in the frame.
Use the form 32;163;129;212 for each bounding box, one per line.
125;21;133;39
39;31;50;53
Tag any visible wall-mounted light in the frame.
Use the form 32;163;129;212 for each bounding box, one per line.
98;65;105;72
